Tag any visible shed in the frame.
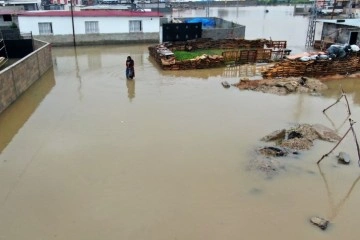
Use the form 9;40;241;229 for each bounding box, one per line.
316;19;360;46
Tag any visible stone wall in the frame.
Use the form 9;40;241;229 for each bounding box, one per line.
0;39;53;114
34;32;160;46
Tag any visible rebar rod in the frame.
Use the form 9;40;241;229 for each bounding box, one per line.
317;126;353;164
349;119;360;166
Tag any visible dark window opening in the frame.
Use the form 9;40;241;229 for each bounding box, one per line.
3;15;12;22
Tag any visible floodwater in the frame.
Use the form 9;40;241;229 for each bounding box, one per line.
1;6;360;240
172;5;315;53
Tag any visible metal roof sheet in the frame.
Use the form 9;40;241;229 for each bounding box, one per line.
316;18;360;28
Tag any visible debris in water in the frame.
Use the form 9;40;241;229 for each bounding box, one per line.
233;77;327;95
310;216;329;230
221;81;231;88
317;119;360;166
337;151;351;164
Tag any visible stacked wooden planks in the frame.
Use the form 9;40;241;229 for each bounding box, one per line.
167;38;270;51
262;53;360;78
162;54;224;70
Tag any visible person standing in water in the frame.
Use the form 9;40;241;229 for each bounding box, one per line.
126;56;135;79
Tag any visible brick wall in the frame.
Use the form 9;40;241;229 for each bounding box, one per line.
0;40;53;114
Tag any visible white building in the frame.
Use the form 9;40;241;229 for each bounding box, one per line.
0;9;20;27
17;10;162;45
1;0;41;10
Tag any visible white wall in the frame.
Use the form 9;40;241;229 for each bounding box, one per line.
18;16;160;35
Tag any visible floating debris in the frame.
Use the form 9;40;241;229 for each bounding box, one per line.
310;216;329;230
337;151;351;164
258;146;288;157
221;81;231;88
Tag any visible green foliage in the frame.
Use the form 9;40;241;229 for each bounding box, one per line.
10;22;18;29
173;49;224;61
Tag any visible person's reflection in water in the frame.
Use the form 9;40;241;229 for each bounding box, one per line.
126;79;135;102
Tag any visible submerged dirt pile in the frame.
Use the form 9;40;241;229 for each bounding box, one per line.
248;124;341;177
233;77;327;95
261;124;341;150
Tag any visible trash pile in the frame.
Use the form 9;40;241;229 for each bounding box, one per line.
297;44;360;62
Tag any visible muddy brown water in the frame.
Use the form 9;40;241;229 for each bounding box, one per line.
1;6;360;240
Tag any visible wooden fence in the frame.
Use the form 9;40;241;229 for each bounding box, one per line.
222;49;272;64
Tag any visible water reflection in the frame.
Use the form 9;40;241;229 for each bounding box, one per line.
175;6;310;53
74;47;83;101
317;164;360;221
0;68;55;153
87;51;102;70
323;112;350;133
160;67;225;79
126;79;135;102
2;33;360;239
217;8;229;18
323;78;360;106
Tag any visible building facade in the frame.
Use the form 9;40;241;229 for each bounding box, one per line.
317;19;360;45
0;0;41;10
17;10;162;45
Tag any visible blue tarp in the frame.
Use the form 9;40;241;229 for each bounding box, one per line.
184;18;215;28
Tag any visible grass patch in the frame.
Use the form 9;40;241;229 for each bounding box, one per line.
173;49;225;61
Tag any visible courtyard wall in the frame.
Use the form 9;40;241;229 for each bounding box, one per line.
0;39;53;114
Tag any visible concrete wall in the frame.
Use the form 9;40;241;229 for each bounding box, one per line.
33;32;160;46
18;16;160;35
0;39;52;114
203;25;245;40
0;14;14;27
321;22;360;44
174;17;246;40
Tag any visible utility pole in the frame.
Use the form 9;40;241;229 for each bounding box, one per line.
347;0;354;17
330;0;338;19
70;0;76;47
206;0;209;17
305;0;318;48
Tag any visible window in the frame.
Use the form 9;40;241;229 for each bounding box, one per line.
85;21;99;34
38;22;53;35
129;20;142;33
3;15;12;22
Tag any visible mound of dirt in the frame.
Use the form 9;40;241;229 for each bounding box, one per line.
233;77;327;95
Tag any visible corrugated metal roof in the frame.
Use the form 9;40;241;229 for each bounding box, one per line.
317;19;360;28
17;10;162;17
